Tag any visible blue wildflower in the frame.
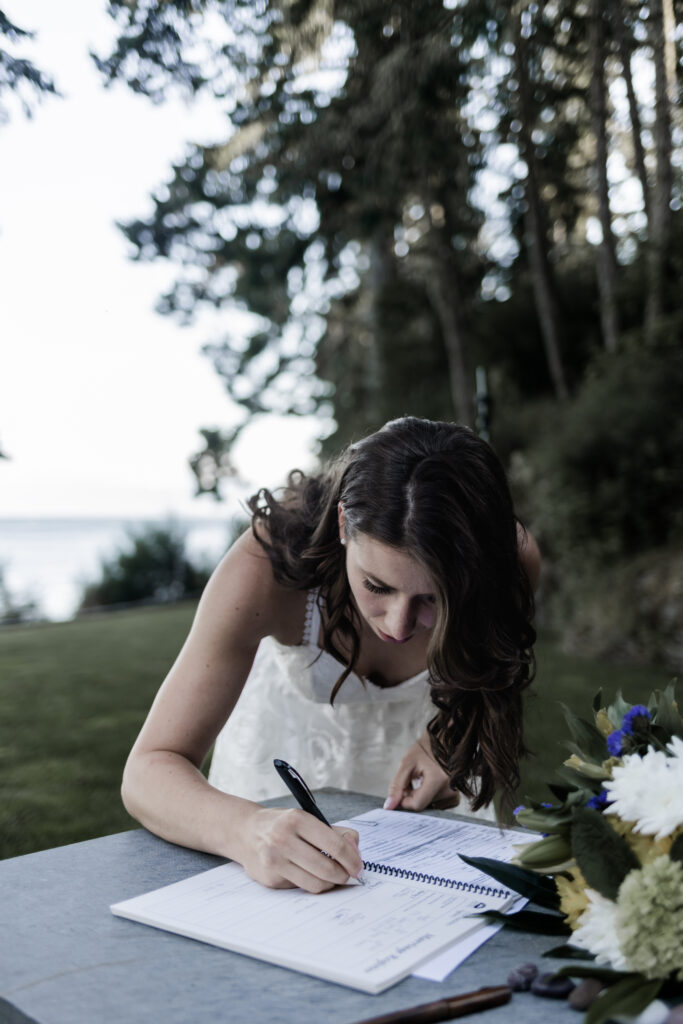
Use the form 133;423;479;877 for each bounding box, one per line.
586;789;610;811
513;805;525;816
607;730;625;756
621;704;651;735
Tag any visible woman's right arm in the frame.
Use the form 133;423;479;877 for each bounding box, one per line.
121;529;362;892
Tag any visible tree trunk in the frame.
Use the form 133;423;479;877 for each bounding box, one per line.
590;0;620;353
423;262;474;427
512;7;569;399
611;0;651;223
645;0;676;339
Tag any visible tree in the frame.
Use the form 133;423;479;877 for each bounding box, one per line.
97;0;682;489
589;0;620;353
0;11;57;123
644;0;677;337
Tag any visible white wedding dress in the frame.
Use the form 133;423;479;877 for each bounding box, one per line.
208;589;494;819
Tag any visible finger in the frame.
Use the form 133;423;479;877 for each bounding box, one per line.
325;827;364;878
396;787;431;811
293;821;363;881
276;860;338;894
397;776;442;811
289;837;357;887
332;826;360;845
384;761;419;810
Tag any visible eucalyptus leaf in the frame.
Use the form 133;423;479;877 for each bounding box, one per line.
516;833;573;870
560;703;608;761
584;975;662;1024
472;909;571;935
571;807;639;900
542;944;596;960
516;806;572;833
457;853;561;909
555;765;603;794
548;783;576;801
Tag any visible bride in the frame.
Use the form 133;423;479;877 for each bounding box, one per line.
121;417;540;893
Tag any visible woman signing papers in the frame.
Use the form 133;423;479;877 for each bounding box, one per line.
121;417;540;893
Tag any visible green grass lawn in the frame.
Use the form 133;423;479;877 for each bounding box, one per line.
0;603;673;859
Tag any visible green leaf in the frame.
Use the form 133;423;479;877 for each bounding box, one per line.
560;703;609;762
584;976;662;1024
516;806;573;833
592;689;603;714
555;765;603;795
457;854;561;910
652;685;683;739
472;909;571;935
606;690;632;730
571;807;640;900
548;783;577;801
516;833;573;870
543;944;595;960
670;832;683;864
555;965;633;983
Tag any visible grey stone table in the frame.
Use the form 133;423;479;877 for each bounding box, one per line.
0;790;581;1024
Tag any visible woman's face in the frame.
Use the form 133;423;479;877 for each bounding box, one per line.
341;527;437;644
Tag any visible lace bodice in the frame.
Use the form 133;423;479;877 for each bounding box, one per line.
208;589;433;800
208;590;493;819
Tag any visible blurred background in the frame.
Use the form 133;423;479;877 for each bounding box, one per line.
1;0;681;856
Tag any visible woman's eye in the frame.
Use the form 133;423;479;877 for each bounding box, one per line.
363;578;390;595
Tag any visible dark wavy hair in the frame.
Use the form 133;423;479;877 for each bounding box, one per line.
248;417;536;812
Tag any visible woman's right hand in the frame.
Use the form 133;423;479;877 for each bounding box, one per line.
238;806;363;893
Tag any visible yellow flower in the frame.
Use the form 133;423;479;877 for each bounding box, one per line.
606;814;673;864
556;867;589;929
595;708;613;738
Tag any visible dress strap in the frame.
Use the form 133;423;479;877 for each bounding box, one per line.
302;589;322;646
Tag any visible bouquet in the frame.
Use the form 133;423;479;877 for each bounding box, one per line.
466;684;683;1024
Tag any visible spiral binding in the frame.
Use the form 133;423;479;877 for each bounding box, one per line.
362;860;510;899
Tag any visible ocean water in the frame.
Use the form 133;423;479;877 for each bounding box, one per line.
0;517;233;622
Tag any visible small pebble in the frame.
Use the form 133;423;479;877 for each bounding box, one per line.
507;962;538;991
665;1005;683;1024
530;971;576;999
568;977;605;1011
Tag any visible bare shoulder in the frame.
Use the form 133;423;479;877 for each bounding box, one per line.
193;528;307;649
516;523;541;592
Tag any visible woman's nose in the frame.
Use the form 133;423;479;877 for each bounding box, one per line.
385;599;416;641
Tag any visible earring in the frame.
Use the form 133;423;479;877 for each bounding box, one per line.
340;537;346;546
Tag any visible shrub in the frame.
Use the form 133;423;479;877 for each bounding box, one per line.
78;522;213;611
530;328;683;565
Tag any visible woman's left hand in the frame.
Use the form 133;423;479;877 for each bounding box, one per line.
384;736;460;812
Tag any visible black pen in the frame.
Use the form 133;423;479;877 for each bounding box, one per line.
273;759;365;884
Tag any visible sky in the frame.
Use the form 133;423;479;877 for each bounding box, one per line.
0;0;323;520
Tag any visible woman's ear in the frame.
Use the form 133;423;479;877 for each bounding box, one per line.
337;502;346;543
